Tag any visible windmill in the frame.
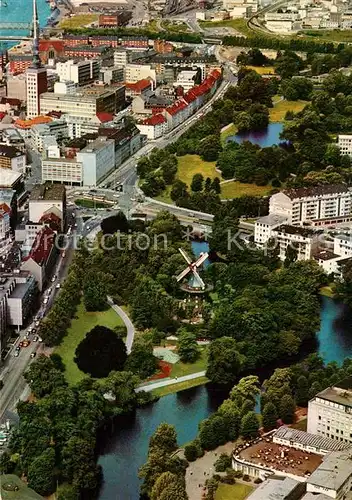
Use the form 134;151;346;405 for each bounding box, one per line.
176;247;209;291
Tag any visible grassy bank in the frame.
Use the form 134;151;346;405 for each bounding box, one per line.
152;376;209;397
56;301;124;385
59;14;98;29
221;181;271;199
200;18;251;36
246;65;276;75
269;99;308;122
171;348;208;378
221;123;237;144
215;483;254;500
177;155;219;186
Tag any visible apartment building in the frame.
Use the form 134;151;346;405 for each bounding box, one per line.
307;377;352;444
137;114;167;140
100;66;125;85
76;137;115;186
0;203;10;250
306;450;352;499
125;64;157;85
98;13;132;27
269;185;352;224
30;119;68;151
0;145;26;172
42;157;83;186
174;70;198;91
56;59;100;86
338;134;352;156
28;183;66;230
254;214;289;245
0;129;26;153
272;225;322;261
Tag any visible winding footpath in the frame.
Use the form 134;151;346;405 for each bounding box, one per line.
107;296;135;354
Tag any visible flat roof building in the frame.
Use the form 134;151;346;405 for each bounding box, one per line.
306;450;352;499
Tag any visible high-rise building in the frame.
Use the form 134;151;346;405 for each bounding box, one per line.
26;0;48;118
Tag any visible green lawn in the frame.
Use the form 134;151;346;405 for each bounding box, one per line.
297;29;352;43
75;198;110;209
171;347;208;378
177;154;219;186
200;18;251;36
215;483;254;500
161;20;189;32
221;123;237;145
270;99;308;123
1;475;43;499
56;301;124;385
292;418;307;431
221;181;271;199
246;65;276;75
155;185;173;204
59;14;98;28
152;376;209;397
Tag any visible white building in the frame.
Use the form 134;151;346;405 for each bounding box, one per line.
174;70;197;91
254;213;288;245
306;450;352;499
56;59;100;86
40;92;98;121
42;157;83;186
273;427;351;456
136;113;167;140
125;64;156;85
269;186;352;224
28;183;66;228
0;203;10;250
76;137;115;186
338;134;352;156
53;80;76;94
307;377;352;444
333;233;352;258
30;119;68;151
272;224;322;261
0;145;26;172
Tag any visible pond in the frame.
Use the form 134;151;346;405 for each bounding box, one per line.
97;297;352;500
227;123;284;148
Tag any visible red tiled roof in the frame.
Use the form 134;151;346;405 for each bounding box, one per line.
142;114;166;126
0;112;6;120
0;203;10;214
39;212;61;231
25;227;55;266
125;79;152;92
39;40;65;53
0;97;21;107
96;112;114;123
165;100;188;116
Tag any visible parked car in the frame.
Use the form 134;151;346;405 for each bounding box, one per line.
33;336;38;342
14;351;19;357
30;352;36;358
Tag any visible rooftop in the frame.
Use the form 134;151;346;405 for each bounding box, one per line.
9;279;33;299
307;450;352;491
246;477;302;500
29;183;65;202
0;170;22;188
315;376;352;407
24;227;55;266
234;439;322;477
78;137;113;154
313;249;341;261
142;114;166;126
256;214;288;226
0;145;23;159
275;224;320;237
274;426;351;453
283;184;349;200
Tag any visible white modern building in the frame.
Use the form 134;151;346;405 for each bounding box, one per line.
28;183;66;228
306;450;352;499
76;137;115;186
56;59;100;86
125;64;156;86
40;92;98;121
53;80;76;95
136;114;167;140
0;203;10;250
333;233;352;258
269;185;352;224
338;134;352;156
30;119;68;151
42;157;83;186
254;213;288;245
272;225;322;261
307;377;352;444
174;70;197;91
0;145;26;172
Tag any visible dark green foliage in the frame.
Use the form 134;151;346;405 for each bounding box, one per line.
262;402;278;430
281;78;313;101
177;329;199;363
74;325;127;378
125;337;158;379
199;414;228;450
27;448;56;496
184;439;203;462
240;411;259;439
57;483;79;500
101;211;129;234
214;453;232;472
295;375;309;407
24;355;67;398
191;173;204;192
206;337;242;385
279;394;296;424
83;270;108;311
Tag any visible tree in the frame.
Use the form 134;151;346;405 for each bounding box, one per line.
206;337;243;385
24;355;67;398
199;414;228;450
191;173;204;192
61;437;101;492
212;177;221;194
198;134;222;161
240;411;259;439
308;381;322;400
74;326;127;378
279;394;296;424
101;212;129;234
217;399;241;441
205;177;212;192
83;271;107;311
177;329;199;363
262;402;278;430
171;180;188;202
57;484;79;500
184;440;203;461
214;453;232;472
295;375;309;407
101;371;140;411
151;472;187;500
230;375;260;407
150;423;178;454
125;338;157;378
27;447;56;497
284;242;298;267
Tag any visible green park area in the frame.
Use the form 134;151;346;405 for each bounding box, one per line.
56;301;124;385
152;376;209;397
171;346;208;378
269;98;308;123
161;20;189;32
215;483;254;500
0;475;43;500
200;18;252;36
75;198;110;209
246;65;276;75
59;14;98;29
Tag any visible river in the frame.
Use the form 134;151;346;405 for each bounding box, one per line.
227;123;284;148
0;0;50;44
97;295;352;499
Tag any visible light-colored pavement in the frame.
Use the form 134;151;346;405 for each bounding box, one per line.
107;297;135;354
136;370;206;392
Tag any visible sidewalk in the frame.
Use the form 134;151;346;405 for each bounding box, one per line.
136;371;206;393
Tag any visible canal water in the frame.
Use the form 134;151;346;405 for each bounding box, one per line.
0;0;50;43
97;295;352;500
227;123;284;148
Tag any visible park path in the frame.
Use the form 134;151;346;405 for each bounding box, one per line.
135;371;206;393
107;296;135;354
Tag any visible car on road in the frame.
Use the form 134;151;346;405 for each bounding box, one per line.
15;346;20;352
21;340;30;347
51;275;57;282
30;352;36;358
33;336;38;342
56;283;61;289
43;298;48;305
14;351;19;357
35;320;40;327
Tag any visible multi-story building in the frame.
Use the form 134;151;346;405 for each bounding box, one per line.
174;69;198;91
307;377;352;444
6;73;27;101
98;13;132;28
56;59;100;86
254;214;288;245
0;128;26;153
42;157;83;186
0;145;26;172
100;124;143;167
54;80;77;94
62;34;89;47
90;35;120;48
30;119;68;151
28;183;66;230
306;450;352;499
338;134;352;156
121;36;149;49
125;79;152;97
76;137;115;186
0;203;10;251
21;226;57;291
100;66;125;85
272;224;322;261
154;39;173;54
125;64;157;85
63;45;113;64
269;185;352;224
137;114;167;140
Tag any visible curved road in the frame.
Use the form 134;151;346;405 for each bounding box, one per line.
107;296;135;354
